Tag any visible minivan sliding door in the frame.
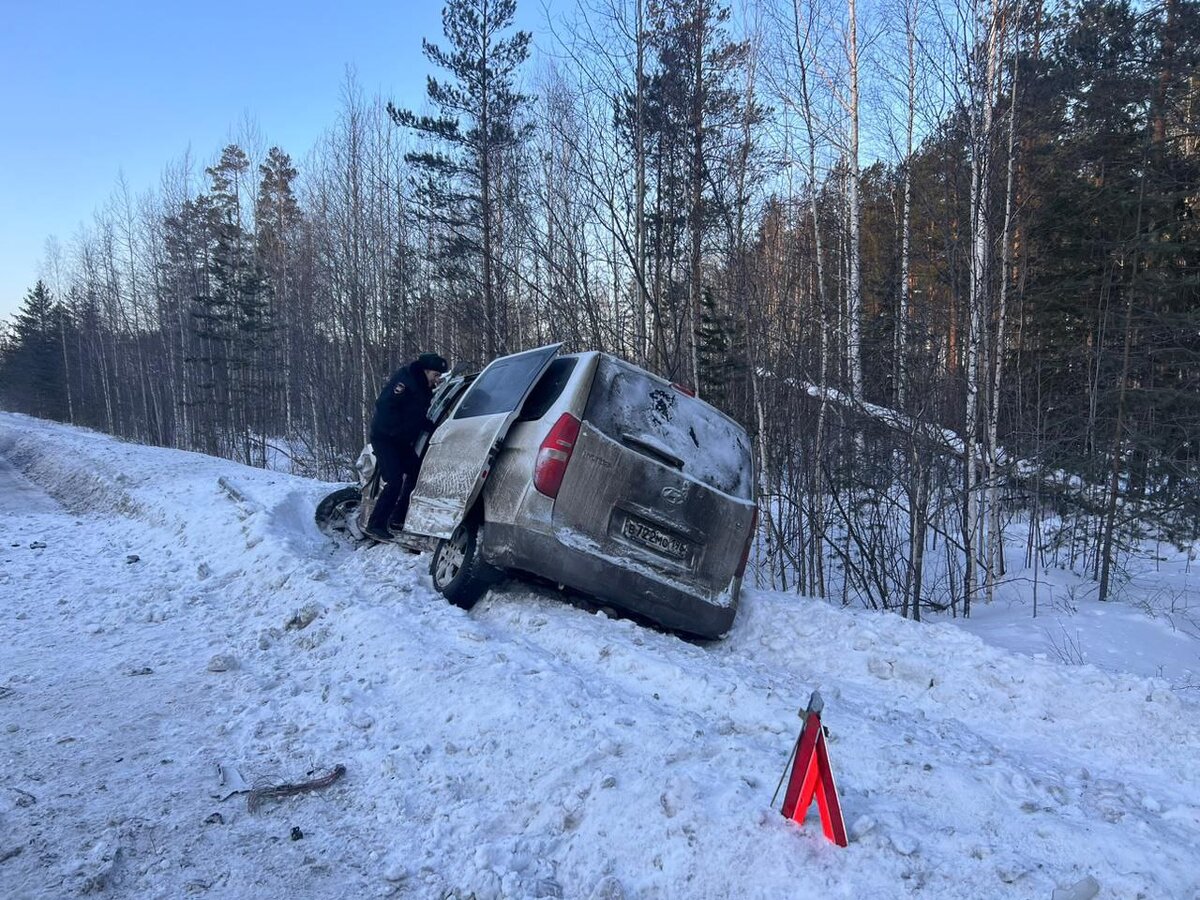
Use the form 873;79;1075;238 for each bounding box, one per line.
404;343;562;539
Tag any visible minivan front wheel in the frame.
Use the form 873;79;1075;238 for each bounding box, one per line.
315;486;362;537
430;519;500;610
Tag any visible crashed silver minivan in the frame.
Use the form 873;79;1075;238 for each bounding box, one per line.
404;343;757;640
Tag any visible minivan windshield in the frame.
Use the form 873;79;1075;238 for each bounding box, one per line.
584;357;754;500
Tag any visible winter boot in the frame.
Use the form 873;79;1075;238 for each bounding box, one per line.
362;523;393;542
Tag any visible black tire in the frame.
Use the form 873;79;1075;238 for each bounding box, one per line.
430;518;501;610
315;486;362;536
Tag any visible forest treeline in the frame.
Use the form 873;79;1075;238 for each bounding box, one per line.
1;0;1197;615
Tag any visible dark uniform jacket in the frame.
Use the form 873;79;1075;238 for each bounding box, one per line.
370;360;435;449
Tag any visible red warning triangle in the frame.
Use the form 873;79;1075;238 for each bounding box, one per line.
780;691;848;846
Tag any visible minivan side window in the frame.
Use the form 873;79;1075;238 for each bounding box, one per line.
517;358;578;422
429;374;476;427
454;351;556;419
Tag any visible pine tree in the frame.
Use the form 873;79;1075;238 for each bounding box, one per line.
161;194;218;452
207;144;271;463
388;0;531;361
629;0;755;386
695;285;745;414
0;281;67;419
255;146;303;436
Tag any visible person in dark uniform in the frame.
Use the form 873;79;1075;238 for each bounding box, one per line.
365;352;450;541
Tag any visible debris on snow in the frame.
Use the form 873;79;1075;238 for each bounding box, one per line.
212;763;250;801
246;764;347;813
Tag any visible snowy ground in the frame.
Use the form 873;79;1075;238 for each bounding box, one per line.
1;411;1198;900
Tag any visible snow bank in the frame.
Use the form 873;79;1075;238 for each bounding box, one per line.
2;412;1199;899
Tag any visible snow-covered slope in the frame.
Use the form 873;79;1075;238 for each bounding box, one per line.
1;412;1197;899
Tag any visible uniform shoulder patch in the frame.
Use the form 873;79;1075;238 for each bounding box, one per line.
393;383;406;395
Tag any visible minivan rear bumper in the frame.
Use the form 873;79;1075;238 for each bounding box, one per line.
481;522;739;639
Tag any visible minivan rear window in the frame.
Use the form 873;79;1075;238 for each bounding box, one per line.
584;357;753;500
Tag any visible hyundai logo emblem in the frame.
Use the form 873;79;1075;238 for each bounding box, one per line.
661;486;686;505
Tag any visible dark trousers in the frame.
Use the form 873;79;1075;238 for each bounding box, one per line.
368;440;420;532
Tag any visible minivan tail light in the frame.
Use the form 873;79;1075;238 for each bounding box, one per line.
735;508;758;578
534;413;581;498
671;382;696;397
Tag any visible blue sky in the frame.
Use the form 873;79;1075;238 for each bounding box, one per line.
0;0;544;321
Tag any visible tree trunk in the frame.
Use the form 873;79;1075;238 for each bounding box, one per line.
963;0;1002;617
897;0;918;409
985;39;1021;605
688;0;706;396
635;0;649;367
845;0;863;402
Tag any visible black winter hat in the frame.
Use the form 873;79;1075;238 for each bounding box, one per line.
416;352;450;374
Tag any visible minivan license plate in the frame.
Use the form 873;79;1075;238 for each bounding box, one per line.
622;517;689;560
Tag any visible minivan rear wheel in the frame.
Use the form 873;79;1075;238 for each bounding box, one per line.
430;519;500;610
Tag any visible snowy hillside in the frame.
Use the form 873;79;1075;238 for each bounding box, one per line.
1;412;1198;899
